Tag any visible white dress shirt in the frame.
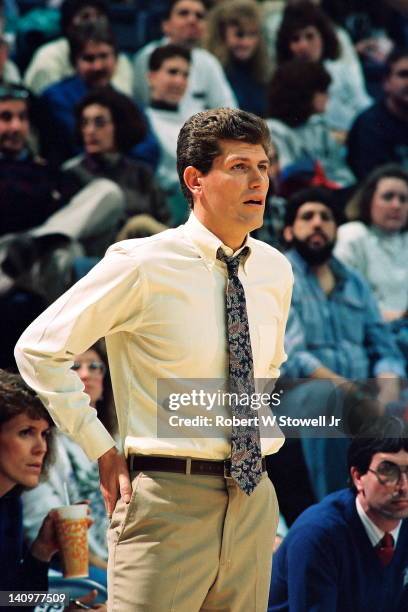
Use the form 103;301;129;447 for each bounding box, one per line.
356;498;401;547
15;214;293;462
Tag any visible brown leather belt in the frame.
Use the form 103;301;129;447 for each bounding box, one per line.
128;455;266;478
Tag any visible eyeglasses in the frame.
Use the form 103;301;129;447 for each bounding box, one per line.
71;361;106;376
80;116;112;129
368;461;408;486
175;8;205;19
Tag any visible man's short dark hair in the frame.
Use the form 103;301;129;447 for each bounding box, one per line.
268;60;331;127
177;107;273;208
163;0;209;21
0;370;55;478
68;19;117;66
284;186;344;227
75;86;147;152
348;416;408;480
61;0;109;36
277;1;340;64
384;47;408;78
149;44;191;71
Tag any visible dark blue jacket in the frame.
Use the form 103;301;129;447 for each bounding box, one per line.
347;100;408;179
0;487;48;592
269;488;408;611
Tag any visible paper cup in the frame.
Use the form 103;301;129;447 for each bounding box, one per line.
55;504;89;578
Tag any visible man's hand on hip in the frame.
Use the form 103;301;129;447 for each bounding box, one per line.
98;447;132;517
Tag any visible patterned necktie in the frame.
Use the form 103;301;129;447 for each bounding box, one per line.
217;246;262;495
376;533;395;567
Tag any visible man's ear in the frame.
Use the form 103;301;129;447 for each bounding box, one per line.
183;166;203;201
350;466;364;493
283;226;293;243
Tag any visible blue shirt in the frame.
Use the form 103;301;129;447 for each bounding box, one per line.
283;250;405;379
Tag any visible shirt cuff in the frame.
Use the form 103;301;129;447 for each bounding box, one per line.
75;418;117;461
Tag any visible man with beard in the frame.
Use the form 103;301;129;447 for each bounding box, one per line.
269;416;408;612
347;47;408;179
272;187;405;504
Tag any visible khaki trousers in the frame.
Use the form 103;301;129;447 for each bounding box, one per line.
107;469;279;612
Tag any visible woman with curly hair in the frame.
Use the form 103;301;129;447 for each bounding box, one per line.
267;59;354;186
276;1;371;132
205;0;271;116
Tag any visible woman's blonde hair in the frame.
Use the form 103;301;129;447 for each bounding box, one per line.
205;0;271;83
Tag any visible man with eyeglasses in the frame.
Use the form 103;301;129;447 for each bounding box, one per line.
133;0;237;116
269;416;408;612
348;47;408;178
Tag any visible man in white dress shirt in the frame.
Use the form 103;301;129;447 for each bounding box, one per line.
15;107;293;611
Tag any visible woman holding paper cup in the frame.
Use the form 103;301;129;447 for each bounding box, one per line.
0;369;59;592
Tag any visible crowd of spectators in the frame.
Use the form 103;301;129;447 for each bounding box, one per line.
1;0;407;608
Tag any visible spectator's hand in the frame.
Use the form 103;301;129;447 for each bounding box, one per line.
377;374;400;407
30;510;59;562
98;447;132;517
68;589;107;610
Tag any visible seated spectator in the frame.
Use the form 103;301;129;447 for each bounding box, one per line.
276;1;371;132
146;44;191;225
24;0;133;96
0;369;58;592
0;83;125;366
23;342;115;585
269;416;408;612
0;30;21;85
205;0;271;117
133;0;237;118
276;187;405;502
61;87;169;231
335;164;408;364
267;59;355;187
347;47;408;179
40;20;159;168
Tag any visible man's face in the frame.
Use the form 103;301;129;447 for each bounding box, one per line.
371;177;408;233
289;26;323;62
352;450;408;524
162;0;207;47
0;414;50;495
76;41;116;87
0;99;29;156
384;57;408;111
148;56;190;104
81;103;115;155
284;202;337;265
190;139;270;243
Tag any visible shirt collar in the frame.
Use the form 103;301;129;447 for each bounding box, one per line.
184;213;252;274
356;497;401;547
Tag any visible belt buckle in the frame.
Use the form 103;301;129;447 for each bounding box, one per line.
224;459;231;478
